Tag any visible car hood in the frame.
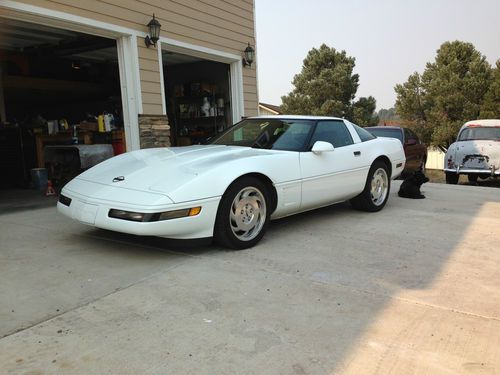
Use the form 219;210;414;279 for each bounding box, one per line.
448;140;500;170
74;145;279;197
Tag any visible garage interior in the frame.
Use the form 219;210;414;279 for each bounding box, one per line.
163;51;232;146
0;18;125;191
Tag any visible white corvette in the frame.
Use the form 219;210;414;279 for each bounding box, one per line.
58;116;405;249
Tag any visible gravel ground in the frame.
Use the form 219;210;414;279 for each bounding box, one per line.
425;169;500;187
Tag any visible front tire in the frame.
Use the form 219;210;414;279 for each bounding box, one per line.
350;161;391;212
214;177;270;250
445;172;459;184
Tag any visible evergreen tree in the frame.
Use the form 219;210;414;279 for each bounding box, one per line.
395;41;493;149
350;96;379;126
281;44;377;125
480;60;500;118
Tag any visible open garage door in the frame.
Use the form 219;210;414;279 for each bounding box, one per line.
162;50;233;146
0;18;127;189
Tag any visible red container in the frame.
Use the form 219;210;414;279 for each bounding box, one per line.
112;141;124;155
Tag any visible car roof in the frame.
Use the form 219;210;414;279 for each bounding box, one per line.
460;119;500;132
247;115;345;121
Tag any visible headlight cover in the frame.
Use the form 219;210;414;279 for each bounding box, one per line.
108;209;149;222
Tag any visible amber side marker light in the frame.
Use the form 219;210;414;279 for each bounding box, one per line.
188;207;202;216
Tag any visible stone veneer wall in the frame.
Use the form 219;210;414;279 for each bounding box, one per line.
138;114;171;149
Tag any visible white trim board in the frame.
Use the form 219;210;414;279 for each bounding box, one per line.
159;36;241;64
157;41;167;115
231;61;245;121
117;36;141;150
130;36;143;115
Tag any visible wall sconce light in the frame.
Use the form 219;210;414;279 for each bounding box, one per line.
71;61;81;70
242;43;255;67
145;14;161;48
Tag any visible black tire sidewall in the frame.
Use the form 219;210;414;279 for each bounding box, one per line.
351;161;391;212
468;174;478;183
214;177;270;250
445;172;459;184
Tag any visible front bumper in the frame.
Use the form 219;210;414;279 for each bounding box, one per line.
57;187;221;239
444;168;500;176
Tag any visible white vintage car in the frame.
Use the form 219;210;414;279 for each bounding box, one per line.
58;116;405;249
444;119;500;184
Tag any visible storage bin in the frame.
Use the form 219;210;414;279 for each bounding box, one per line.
30;168;48;190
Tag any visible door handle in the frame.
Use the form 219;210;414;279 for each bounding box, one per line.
354;151;361;156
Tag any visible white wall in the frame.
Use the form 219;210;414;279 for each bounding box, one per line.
426;147;445;170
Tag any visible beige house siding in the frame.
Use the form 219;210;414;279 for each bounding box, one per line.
137;39;163;115
13;0;258;118
259;107;277;116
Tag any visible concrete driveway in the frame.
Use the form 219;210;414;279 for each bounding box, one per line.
1;182;499;374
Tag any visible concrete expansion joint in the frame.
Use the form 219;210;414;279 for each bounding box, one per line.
218;251;500;323
391;297;500;322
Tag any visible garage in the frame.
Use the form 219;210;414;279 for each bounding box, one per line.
162;51;233;146
0;18;128;190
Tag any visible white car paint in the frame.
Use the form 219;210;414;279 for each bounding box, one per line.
58;117;405;239
444;119;500;177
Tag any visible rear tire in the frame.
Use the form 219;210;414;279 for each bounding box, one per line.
420;158;427;174
445;172;459;184
350;161;391;212
468;174;478;183
214;177;270;250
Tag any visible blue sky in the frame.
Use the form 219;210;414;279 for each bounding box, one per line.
255;0;500;110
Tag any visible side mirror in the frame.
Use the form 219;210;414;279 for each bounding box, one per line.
311;141;335;154
405;138;417;146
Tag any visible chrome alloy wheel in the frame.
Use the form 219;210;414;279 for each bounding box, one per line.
230;187;267;242
370;168;389;206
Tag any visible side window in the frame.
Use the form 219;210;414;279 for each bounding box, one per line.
407;129;419;143
352;124;376;142
403;128;411;143
310;121;353;149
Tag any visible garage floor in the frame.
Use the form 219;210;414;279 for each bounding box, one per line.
1;182;499;374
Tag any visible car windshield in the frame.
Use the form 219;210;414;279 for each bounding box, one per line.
458;126;500;141
209;118;315;151
366;128;403;143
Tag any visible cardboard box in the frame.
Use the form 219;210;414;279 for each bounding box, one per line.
79;121;99;131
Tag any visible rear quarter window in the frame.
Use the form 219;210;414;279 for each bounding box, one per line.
353;124;376;142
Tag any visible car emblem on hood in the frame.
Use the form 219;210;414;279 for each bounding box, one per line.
112;176;125;182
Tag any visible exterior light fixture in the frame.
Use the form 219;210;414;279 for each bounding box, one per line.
71;61;81;70
145;14;161;48
242;43;255;67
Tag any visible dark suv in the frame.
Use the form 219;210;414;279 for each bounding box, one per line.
366;126;427;174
